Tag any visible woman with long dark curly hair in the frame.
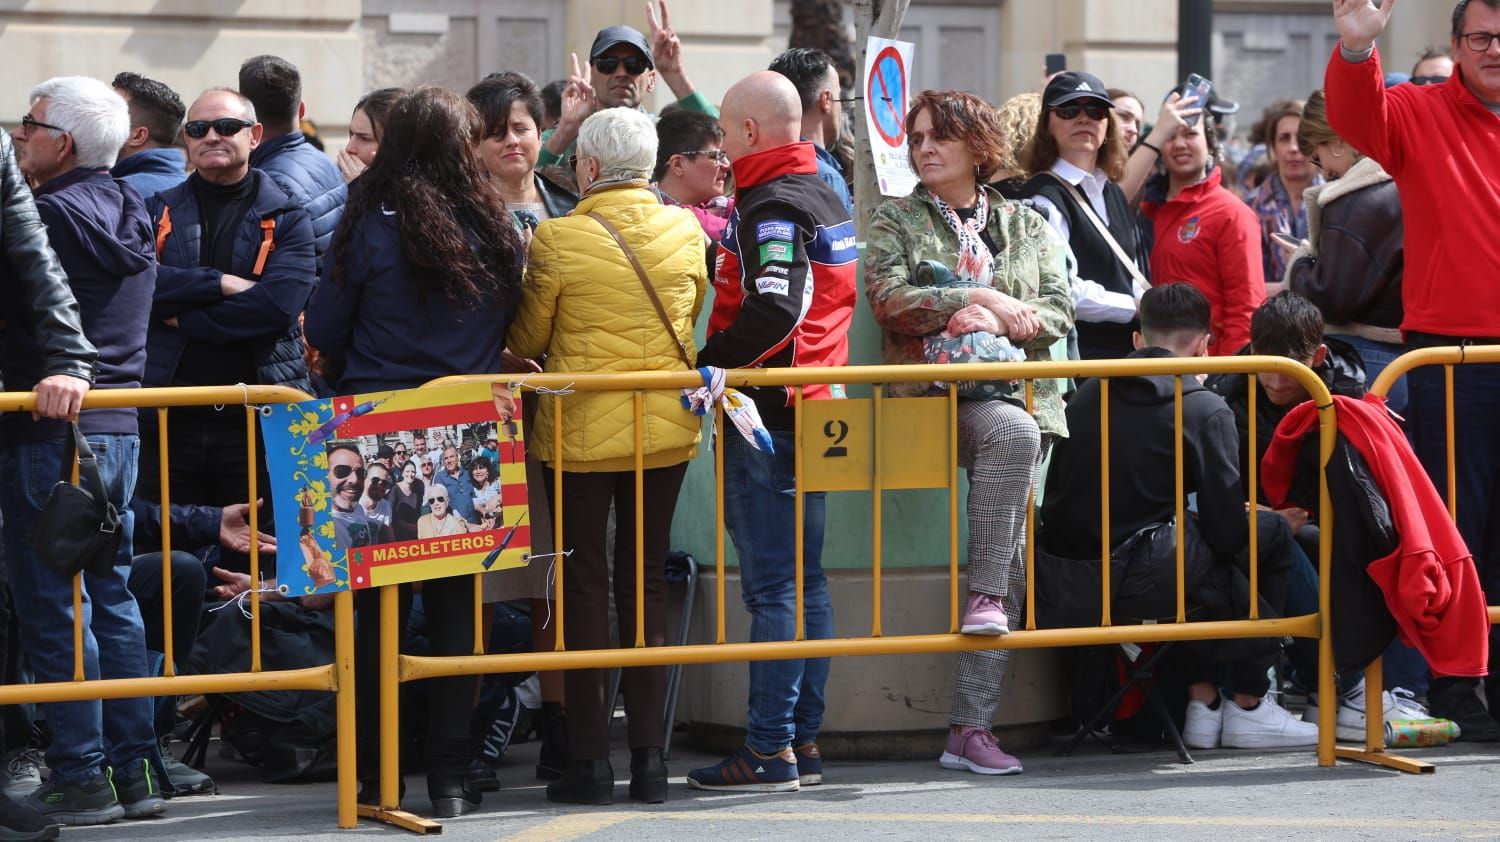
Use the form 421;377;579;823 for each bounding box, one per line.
305;85;525;819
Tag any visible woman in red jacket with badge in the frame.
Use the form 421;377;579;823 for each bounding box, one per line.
1140;94;1265;355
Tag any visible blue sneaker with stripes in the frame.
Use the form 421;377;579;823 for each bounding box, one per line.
686;745;799;792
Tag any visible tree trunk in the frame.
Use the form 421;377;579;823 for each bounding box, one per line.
851;0;911;238
789;0;856;92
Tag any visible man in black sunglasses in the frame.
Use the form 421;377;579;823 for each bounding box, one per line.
537;1;719;170
135;87;317;575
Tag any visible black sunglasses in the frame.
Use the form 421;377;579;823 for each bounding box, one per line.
679;149;730;165
593;55;650;75
1052;102;1111;121
20;114;68;136
332;464;367;481
183;118;254;139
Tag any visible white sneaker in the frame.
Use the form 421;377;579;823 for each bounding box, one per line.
1183;699;1222;749
1384;687;1430;720
1223;693;1320;748
2;748;43;800
1303;679;1368;742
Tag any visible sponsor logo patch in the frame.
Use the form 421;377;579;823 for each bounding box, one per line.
756;275;790;296
1178;216;1201;244
756;220;796;243
759;240;794;264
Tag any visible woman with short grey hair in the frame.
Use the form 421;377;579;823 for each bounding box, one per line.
508;104;708;806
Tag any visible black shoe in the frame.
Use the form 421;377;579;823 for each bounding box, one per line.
536;705;569;781
357;777;406;807
159;736;215;797
427;775;480;819
27;772;123;826
109;759;166;820
0;794;58;842
544;759;613;805
628;748;667;804
1429;677;1500;742
467;757;500;793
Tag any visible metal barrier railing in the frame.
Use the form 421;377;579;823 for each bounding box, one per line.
354;355;1342;822
1357;345;1500;772
0;386;357;828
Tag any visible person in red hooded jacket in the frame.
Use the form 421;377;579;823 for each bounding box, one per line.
1140;93;1265;356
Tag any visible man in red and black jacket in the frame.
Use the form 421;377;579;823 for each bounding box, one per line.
689;71;856;794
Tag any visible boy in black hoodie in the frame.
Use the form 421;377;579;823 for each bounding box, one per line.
1040;283;1313;750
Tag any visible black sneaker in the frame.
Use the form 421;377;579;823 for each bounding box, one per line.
0;794;58;842
1429;677;1500;742
159;738;216;797
110;760;166;820
27;772;124;826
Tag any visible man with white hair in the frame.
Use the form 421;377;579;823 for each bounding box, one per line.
3;75;163;827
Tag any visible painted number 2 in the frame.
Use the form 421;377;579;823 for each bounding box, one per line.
824;420;849;457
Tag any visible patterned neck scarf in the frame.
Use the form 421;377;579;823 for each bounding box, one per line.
932;188;993;286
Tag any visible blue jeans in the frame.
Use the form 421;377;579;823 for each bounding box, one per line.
1335;334;1407;416
1406;333;1500;674
0;434;157;784
721;430;833;754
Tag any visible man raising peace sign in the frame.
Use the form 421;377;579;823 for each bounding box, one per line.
1325;0;1500;741
538;0;720;169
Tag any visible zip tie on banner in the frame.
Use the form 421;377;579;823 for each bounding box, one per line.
209;581;283;619
523;549;574;629
214;382;274;416
508;373;576;396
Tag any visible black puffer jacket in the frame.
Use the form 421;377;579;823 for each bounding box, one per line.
0;131;96;390
1285;157;1403;331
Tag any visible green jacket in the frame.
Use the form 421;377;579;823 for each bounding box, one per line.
865;183;1074;438
537;91;719;169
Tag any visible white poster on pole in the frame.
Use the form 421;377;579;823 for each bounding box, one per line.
862;36;917;198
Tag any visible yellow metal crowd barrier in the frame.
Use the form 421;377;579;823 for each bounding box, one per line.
0;386;358;829
367;355;1344;824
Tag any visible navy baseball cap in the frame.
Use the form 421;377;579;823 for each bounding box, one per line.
1043;71;1113;109
590;25;654;68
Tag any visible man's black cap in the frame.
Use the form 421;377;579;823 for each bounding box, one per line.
377;444;395;459
590;25;654;68
1043;71;1113;109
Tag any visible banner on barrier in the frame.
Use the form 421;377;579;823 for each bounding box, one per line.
262;382;532;596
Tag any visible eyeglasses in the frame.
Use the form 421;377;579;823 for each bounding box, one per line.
593;55;650;75
393;449;407;457
367;476;390;487
331;464;367;481
1409;75;1449;86
428;495;449;504
567;154;596;171
1461;31;1500;52
1052;103;1111;121
679;149;730;165
183;118;255;139
20;114;68;137
834;96;860;108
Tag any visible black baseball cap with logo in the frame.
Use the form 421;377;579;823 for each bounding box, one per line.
590;25;654;68
1042;71;1113;109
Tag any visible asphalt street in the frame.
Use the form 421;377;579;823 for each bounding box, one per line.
56;732;1500;841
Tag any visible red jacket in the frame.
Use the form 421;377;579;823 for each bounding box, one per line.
1263;394;1489;678
1325;46;1500;338
1141;168;1265;355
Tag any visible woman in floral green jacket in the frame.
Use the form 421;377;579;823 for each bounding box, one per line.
865;89;1074;778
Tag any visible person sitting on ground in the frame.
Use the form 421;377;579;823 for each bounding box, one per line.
1040;283;1313;750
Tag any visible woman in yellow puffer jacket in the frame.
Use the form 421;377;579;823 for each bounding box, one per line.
507;106;707;806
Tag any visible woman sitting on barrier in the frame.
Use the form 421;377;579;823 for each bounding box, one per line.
866;89;1074;777
304;85;526;819
506;106;707;806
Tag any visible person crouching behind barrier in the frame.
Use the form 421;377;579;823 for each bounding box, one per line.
1040;283;1314;750
506;105;707;806
865;89;1075;775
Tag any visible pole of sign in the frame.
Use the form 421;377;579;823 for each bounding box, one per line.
852;0;911;241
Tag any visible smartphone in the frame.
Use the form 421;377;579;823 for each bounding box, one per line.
1045;53;1067;76
1183;73;1212;127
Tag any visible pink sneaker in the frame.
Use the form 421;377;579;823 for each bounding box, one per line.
960;592;1009;634
939;725;1023;775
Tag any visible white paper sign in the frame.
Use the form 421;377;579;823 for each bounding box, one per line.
863;36;918;198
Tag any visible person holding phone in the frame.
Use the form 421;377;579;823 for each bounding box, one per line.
1019;71;1147;359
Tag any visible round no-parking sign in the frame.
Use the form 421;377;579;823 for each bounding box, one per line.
867;45;907;146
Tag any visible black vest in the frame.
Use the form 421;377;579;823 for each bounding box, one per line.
1022;174;1149;360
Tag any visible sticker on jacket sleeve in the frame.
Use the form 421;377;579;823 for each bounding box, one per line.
756;220;796;243
759;240;794;264
756;275;790;296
